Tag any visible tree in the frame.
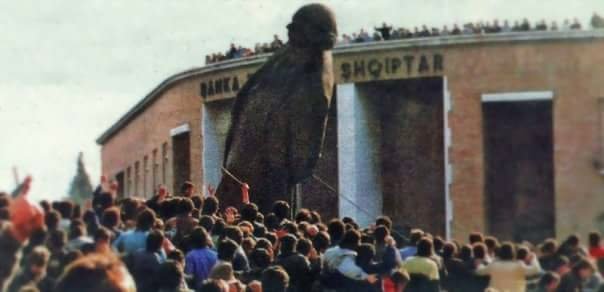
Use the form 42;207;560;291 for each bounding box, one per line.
67;152;93;205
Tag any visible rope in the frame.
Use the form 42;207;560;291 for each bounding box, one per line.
311;174;377;219
221;166;246;186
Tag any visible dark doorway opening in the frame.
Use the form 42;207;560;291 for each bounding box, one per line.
115;171;125;199
172;132;191;194
483;100;555;242
355;77;445;235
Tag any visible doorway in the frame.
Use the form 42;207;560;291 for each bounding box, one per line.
483;96;555;242
172;132;191;194
337;77;447;234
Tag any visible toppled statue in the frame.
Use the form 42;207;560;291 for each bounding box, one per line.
215;3;337;212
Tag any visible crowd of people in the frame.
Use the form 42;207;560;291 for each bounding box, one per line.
1;176;604;292
205;35;284;65
205;13;604;65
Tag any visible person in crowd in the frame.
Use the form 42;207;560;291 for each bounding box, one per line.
571;18;583;30
209;262;247;292
536;271;561;292
400;229;424;260
128;229;166;291
275;234;313;292
55;253;137;292
165;197;198;251
475;242;541;292
557;257;602;291
113;208;156;254
402;237;440;282
323;229;378;290
589;231;604;259
66;220;93;251
156;260;194;292
185;226;217;289
101;206;122;240
558;234;588;262
93;226;113;254
7;246;52;292
551;21;559;31
375;22;393;40
262;266;290;292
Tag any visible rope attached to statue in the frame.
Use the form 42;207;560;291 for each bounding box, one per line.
221;166;250;204
311;174;376;220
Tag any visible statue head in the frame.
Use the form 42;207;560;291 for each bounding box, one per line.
287;3;338;51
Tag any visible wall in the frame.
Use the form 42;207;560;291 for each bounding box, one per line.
100;31;604;241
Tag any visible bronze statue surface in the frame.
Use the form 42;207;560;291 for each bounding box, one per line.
216;3;337;212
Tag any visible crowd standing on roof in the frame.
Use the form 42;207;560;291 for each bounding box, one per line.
206;13;604;65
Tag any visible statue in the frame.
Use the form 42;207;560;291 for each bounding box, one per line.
215;3;337;212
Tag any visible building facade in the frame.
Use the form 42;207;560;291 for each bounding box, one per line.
97;30;604;242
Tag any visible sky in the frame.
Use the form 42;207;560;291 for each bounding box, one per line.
1;0;602;202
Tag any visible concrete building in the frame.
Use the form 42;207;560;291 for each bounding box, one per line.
97;30;604;242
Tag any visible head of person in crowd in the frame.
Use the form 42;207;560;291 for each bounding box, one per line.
339;229;361;251
484;236;499;257
272;200;290;222
136;208;156;232
94;227;112;253
218;238;238;262
294;208;312;224
375;216;393;230
101;207;121;230
198;279;229;292
202;196;220;217
473;242;488;261
250;248;272;270
262;265;290;292
459;244;474;262
442;242;457;260
146;229;165;253
279;234;298;255
26;246;50;281
55;254;136;292
588;231;602;249
327;219;345;245
408;229;424;247
374;225;390;245
240;203;259;223
180;181;194;197
541;238;558;256
155;260;185;291
571;257;597;280
44;210;61;232
469;231;485;244
538;271;561;292
190;226;211;249
391;269;410;292
416;237;434;258
356;243;376;267
498;242;516;261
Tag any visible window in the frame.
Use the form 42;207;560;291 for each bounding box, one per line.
143;156;149;197
134;161;140;196
162;142;168;184
152;149;158;192
126;166;132;197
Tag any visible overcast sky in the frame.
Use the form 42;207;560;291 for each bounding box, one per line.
1;0;602;201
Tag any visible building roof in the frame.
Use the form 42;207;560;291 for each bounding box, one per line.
96;29;604;145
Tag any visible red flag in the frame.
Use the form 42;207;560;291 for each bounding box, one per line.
241;183;250;204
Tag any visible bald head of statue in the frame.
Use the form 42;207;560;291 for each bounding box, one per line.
287;3;338;51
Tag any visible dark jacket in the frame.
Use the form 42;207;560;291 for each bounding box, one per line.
275;251;313;292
